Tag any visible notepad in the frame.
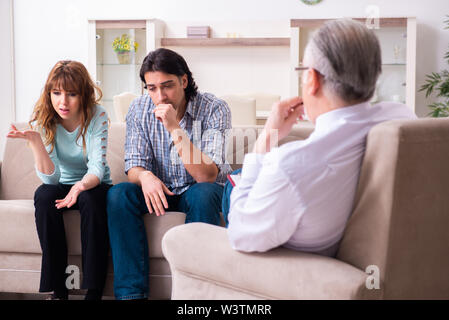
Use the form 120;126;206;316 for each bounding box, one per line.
227;174;241;187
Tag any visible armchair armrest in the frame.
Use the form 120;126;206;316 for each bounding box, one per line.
162;223;379;299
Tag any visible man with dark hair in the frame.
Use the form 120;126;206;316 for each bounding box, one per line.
107;48;231;300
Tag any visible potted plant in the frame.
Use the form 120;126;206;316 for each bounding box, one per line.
419;15;449;117
112;34;139;64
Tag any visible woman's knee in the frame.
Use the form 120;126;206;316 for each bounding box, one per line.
78;189;95;205
34;184;61;204
34;184;63;220
78;184;109;206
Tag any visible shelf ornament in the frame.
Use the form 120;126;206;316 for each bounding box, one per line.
112;34;139;64
301;0;323;5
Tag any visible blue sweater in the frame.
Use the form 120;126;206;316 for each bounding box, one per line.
36;105;112;185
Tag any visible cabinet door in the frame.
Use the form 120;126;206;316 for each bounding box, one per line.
290;18;416;112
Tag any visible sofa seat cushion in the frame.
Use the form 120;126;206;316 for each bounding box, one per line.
0;199;185;257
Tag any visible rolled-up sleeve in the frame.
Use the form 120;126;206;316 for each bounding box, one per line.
124;99;154;174
36;143;61;185
86;109;109;181
201;100;232;183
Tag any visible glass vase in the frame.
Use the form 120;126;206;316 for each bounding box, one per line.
116;51;131;64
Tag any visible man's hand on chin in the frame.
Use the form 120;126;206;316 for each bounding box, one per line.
153;104;180;132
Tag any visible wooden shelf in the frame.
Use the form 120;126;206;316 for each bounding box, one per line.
295;63;406;70
97;63;141;66
291;18;407;28
161;37;290;47
95;20;146;29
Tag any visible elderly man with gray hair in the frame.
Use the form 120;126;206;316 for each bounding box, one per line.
224;19;417;257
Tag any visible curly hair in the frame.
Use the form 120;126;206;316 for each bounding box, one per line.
139;48;198;103
29;60;102;153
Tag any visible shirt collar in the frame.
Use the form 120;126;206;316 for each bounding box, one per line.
184;95;196;118
314;101;371;131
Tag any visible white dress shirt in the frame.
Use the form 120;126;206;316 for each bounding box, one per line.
227;101;417;256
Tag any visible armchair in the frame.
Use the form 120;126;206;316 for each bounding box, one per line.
162;118;449;299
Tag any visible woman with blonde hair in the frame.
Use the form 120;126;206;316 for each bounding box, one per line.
7;60;112;300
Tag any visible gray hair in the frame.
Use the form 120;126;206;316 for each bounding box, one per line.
304;19;382;103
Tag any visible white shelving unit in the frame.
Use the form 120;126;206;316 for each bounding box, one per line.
85;18;417;123
87;19;164;121
289;18;417;112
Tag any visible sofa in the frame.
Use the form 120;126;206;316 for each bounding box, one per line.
162;117;449;299
0;121;313;299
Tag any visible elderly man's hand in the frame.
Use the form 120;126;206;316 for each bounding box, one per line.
254;97;304;154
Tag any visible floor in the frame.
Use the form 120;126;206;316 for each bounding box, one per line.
0;292;115;300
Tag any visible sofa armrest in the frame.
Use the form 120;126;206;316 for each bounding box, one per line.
162;223;379;299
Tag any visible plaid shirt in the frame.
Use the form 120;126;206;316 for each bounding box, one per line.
125;92;232;194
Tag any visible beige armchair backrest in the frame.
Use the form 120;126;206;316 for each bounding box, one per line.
337;117;449;299
113;92;138;122
239;93;280;112
220;95;257;126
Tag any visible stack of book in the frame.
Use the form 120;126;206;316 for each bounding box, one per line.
187;26;211;38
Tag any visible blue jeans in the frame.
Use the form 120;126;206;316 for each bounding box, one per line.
107;181;223;300
221;168;241;227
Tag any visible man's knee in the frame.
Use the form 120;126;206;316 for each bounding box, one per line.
184;183;223;214
107;182;144;220
107;183;139;206
182;183;223;225
186;182;223;205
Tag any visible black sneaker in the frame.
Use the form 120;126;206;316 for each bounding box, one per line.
45;293;68;300
84;289;102;300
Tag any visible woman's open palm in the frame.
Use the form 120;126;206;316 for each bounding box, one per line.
7;124;41;143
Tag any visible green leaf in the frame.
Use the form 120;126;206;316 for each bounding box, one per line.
438;82;449;97
422;16;449;117
420;73;442;97
427;101;449;118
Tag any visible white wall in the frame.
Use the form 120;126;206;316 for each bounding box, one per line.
164;20;291;103
10;0;449;124
0;0;15;159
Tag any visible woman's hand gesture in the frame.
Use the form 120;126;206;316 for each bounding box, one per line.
7;124;42;144
55;181;87;210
